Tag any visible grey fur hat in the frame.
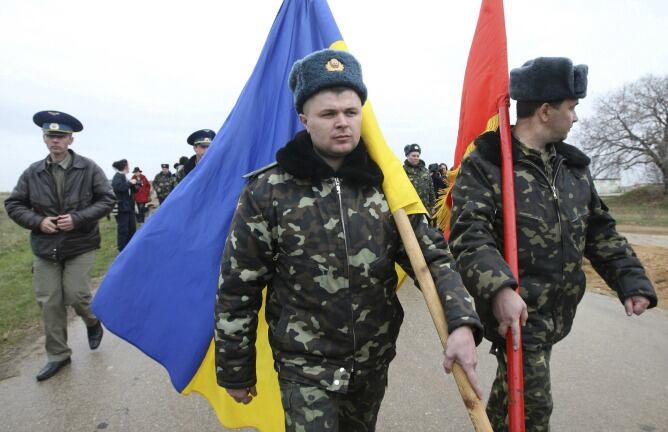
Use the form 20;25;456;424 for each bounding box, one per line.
289;49;367;113
404;143;421;156
509;57;588;102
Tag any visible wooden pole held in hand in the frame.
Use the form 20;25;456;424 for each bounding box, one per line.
393;208;492;432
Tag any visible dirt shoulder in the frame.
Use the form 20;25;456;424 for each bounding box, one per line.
584;243;668;310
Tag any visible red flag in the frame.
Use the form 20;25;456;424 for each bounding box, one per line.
434;0;509;235
434;1;526;430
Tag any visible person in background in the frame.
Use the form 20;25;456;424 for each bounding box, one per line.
131;167;150;223
4;110;113;381
111;159;137;251
439;163;449;188
428;162;448;198
175;156;189;183
183;129;215;177
403;143;436;217
153;163;177;204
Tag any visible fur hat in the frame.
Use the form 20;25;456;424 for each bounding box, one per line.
509;57;588;102
404;143;421;156
289;49;367;113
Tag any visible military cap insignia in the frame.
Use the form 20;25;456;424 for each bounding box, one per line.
49;123;60;130
325;58;344;72
48;111;61;116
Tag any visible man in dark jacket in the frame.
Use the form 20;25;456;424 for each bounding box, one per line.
449;57;657;431
215;49;483;431
5;111;115;381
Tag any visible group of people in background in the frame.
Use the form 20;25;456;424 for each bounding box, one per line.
109;128;217;252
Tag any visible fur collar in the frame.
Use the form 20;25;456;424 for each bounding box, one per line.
474;129;590;168
276;130;384;186
403;159;426;169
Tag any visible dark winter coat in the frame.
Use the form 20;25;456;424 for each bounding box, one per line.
4;150;115;261
112;172;137;213
449;130;657;348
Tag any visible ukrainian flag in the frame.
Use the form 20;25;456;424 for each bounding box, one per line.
93;0;423;430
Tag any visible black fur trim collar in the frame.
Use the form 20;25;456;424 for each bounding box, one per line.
474;129;590;168
276;130;384;186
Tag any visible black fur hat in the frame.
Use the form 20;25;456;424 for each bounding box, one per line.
510;57;588;102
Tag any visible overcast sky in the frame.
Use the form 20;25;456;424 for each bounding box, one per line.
1;0;667;191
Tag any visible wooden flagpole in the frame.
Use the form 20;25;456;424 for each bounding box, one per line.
393;208;492;432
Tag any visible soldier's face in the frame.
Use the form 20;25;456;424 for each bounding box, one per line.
43;133;73;159
546;98;579;142
194;144;209;158
299;89;362;161
162;168;169;174
406;151;421;166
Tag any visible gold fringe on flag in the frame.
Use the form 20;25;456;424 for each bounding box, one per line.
434;114;500;234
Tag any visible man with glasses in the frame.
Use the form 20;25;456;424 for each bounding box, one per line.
5;111;115;381
183;129;216;177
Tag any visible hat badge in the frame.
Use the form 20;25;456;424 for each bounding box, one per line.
49;123;60;130
202;138;211;143
47;111;60;116
325;58;344;72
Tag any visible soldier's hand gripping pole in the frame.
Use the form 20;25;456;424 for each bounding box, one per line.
393;208;492;432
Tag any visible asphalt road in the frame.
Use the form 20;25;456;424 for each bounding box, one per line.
0;285;666;432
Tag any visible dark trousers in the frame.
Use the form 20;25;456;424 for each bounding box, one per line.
136;202;148;223
279;369;387;432
115;211;136;252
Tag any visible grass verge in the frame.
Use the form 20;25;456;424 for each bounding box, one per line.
0;193;117;354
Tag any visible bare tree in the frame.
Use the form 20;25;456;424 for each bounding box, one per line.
575;75;668;195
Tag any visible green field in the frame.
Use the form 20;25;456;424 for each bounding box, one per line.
603;185;668;227
0;192;118;352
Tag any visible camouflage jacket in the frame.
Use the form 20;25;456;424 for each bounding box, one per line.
404;160;435;213
215;131;481;393
449;130;657;348
153;172;176;200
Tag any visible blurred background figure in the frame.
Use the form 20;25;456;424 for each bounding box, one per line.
403;143;435;216
428;163;448;198
183;129;215;177
111;159;137;251
175;155;189;183
153;163;177;204
131;167;151;223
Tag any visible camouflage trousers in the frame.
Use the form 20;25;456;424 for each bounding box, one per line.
487;345;553;432
278;369;388;432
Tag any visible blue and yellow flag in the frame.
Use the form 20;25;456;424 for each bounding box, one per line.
93;0;422;430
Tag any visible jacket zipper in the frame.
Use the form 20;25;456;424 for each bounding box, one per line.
333;177;356;377
518;157;566;334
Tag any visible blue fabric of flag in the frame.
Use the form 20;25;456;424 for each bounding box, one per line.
93;0;344;392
